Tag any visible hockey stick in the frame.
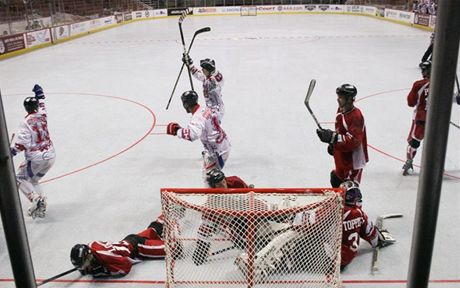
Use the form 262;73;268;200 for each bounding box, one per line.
371;213;403;274
179;9;194;92
166;26;211;110
37;267;78;286
303;79;322;129
210;245;236;257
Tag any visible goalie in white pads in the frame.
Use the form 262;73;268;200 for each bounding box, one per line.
340;181;395;270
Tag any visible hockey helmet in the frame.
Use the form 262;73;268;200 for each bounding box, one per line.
336;84;357;100
340;180;362;206
70;244;91;268
23;97;39;113
200;58;216;73
420;60;431;77
206;168;226;187
181;90;198;112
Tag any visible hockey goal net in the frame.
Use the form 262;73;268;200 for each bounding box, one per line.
161;188;343;288
240;6;257;16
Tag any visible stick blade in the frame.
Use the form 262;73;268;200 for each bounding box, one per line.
304;79;317;106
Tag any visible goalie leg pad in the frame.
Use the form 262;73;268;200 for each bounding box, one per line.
123;234;146;257
235;230;299;279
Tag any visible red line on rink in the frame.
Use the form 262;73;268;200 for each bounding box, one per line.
0;278;459;285
7;91;158;184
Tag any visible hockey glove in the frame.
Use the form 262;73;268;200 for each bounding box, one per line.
316;128;337;144
377;228;396;248
182;53;193;66
32;84;45;99
166;122;181;136
327;144;334;156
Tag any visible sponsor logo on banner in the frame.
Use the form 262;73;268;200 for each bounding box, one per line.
168;8;193;16
258;6;275;11
197;7;216;14
385;10;398;18
115;13;123;23
280;5;304;11
221;7;240;13
305;5;316;11
123;13;132;21
154;9;167;16
318;5;329;11
145;11;150;17
136;11;143;18
414;13;429;26
429;15;436;28
350;5;361;12
0;34;25;55
26;29;50;47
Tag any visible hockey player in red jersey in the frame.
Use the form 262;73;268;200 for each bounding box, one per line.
340;181;394;270
69;215;178;277
316;84;368;187
206;168;250;189
402;61;431;175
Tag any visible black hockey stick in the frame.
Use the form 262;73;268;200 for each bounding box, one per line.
371;213;403;274
303;79;322;129
166;26;211;110
37;267;78;286
210;245;236;257
179;9;194;92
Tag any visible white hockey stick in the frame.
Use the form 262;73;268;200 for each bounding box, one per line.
371;213;403;274
303;79;322;129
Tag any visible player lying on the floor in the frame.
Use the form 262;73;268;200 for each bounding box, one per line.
69;215;182;277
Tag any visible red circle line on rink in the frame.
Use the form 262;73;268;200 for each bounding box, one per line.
7;92;157;184
348;88;460;181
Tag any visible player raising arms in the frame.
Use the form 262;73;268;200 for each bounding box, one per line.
10;84;56;219
183;55;225;122
166;91;231;185
316;84;368;187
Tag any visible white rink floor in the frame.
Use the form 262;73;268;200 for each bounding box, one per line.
1;13;460;288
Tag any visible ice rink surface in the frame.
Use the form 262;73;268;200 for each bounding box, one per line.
1;13;459;287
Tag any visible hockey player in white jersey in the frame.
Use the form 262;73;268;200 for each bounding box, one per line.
10;84;56;219
183;55;225;122
166;90;230;185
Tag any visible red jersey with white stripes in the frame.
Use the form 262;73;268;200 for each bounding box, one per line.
333;106;368;171
407;78;430;122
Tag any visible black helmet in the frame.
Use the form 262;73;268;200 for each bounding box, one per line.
420;60;431;78
200;58;216;73
206;168;225;187
336;84;357;99
70;244;90;268
181;90;198;112
23;97;39;113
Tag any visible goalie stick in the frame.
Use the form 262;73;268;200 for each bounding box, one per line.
37;267;78;286
371;213;403;274
166;26;211;110
303;79;322;129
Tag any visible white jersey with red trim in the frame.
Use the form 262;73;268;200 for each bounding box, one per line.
12;100;55;161
191;66;225;120
176;104;230;157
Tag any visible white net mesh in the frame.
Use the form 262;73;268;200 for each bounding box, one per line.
161;188;343;288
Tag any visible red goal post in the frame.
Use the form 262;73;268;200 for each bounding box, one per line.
161;188;344;288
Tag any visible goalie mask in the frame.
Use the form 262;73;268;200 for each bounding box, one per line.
70;244;91;268
181;90;198;112
336;84;357;100
206;168;226;187
200;58;216;73
23;97;39;113
344;186;362;206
